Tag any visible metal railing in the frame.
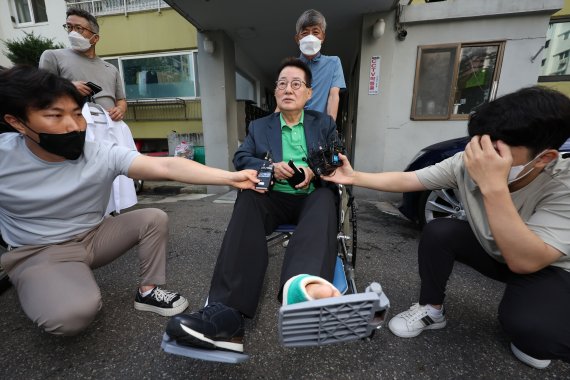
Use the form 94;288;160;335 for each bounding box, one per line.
124;98;201;121
65;0;170;16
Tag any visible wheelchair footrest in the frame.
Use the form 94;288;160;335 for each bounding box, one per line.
278;284;390;348
160;333;249;363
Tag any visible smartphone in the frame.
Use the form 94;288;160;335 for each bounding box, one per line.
287;160;306;187
255;163;274;190
85;81;102;95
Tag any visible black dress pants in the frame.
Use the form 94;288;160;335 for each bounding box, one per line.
418;218;570;362
208;188;338;318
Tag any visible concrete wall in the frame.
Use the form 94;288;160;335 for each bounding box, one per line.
353;0;561;200
0;0;69;67
197;31;239;192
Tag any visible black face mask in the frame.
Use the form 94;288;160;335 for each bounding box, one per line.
21;120;86;160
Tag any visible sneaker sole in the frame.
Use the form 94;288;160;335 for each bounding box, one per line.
134;298;189;317
388;319;447;338
511;343;551;369
177;323;244;353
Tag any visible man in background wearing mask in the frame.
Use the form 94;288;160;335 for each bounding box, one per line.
40;8;125;122
40;8;135;214
322;87;570;369
294;9;346;121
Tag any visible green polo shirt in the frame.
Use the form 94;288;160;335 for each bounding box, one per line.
273;112;315;195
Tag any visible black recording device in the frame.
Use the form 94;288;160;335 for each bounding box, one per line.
86;81;102;95
306;140;345;176
287;160;306;187
255;162;274;190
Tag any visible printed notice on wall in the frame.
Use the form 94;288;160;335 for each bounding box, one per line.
369;56;380;95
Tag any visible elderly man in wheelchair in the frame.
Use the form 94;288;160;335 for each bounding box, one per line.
164;58;388;362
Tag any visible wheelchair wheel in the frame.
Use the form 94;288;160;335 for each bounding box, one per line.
338;185;357;292
341;196;357;267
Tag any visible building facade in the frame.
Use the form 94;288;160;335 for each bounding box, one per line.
539;1;570;94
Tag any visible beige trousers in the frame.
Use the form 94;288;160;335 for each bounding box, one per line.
1;208;168;336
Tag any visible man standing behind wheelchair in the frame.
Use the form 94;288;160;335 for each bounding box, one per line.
166;58;341;353
0;66;259;336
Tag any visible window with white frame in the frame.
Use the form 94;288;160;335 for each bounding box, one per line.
104;51;199;100
10;0;48;25
411;41;504;120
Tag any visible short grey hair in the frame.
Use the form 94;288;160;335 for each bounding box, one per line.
295;9;327;34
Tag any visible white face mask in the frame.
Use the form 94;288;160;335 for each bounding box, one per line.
507;150;546;184
299;35;322;56
68;31;93;52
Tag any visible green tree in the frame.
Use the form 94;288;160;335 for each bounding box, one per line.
2;31;65;67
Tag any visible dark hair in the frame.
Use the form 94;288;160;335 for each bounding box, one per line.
276;57;312;88
66;7;99;34
0;65;85;122
468;86;570;155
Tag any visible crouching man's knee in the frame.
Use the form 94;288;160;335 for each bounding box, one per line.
498;299;560;359
138;208;169;234
37;293;102;336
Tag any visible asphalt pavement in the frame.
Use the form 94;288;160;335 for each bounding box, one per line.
1;187;569;379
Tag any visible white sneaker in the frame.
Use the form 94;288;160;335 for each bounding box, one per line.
510;343;551;369
388;303;446;338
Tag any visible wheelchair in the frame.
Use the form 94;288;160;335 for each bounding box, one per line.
161;184;390;364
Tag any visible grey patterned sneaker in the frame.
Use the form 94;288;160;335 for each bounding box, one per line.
511;343;551;369
134;287;189;317
388;303;446;338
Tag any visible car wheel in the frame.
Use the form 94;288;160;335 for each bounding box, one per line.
418;188;466;227
134;179;144;194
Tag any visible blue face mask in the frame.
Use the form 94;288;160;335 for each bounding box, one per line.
21;120;86;160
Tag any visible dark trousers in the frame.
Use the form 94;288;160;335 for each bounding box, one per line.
418;218;570;362
208;188;338;318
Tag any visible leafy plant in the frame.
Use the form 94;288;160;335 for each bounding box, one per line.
2;31;65;67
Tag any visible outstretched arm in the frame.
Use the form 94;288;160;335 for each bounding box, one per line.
128;155;259;190
322;153;426;193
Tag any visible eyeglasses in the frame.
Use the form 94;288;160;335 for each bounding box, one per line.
63;23;96;35
275;79;308;91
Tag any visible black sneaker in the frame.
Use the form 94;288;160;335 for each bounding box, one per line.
166;302;245;353
134;287;189;317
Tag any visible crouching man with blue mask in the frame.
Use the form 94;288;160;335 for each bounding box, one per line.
0;66;259;336
322;87;570;369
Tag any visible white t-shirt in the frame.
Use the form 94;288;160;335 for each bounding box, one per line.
0;133;139;247
416;152;570;271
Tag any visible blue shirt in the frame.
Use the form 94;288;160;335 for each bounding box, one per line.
299;53;346;114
